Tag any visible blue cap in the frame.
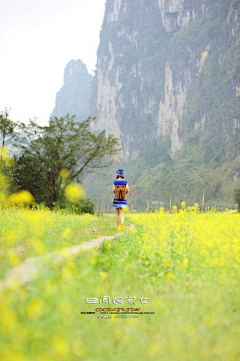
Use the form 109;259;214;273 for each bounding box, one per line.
116;168;125;175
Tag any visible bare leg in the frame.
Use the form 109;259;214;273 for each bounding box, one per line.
119;208;125;225
116;208;120;227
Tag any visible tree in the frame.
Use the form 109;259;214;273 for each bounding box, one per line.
14;114;121;207
0;108;17;163
0;109;20;194
233;183;240;211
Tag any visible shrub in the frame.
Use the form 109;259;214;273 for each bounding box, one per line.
70;197;95;215
233;183;240;211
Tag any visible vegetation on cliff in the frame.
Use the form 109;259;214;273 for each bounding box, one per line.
86;0;240;209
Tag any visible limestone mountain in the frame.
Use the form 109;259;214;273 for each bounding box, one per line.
52;0;240;208
51;60;92;121
87;0;240;208
91;0;240;160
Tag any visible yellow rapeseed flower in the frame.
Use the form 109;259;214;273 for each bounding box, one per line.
52;336;69;355
172;205;178;213
27;298;43;319
0;146;11;163
90;257;97;265
32;239;46;254
4;233;17;245
8;251;21;266
99;271;108;279
8;190;35;206
60;168;70;179
61;227;73;239
181;201;186;210
64;183;85;203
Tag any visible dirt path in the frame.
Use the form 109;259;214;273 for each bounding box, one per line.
0;227;130;294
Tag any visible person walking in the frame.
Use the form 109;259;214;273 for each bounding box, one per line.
112;168;129;231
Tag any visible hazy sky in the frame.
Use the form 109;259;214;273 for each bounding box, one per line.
0;0;106;125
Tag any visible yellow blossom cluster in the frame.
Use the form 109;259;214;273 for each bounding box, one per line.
0;193;239;360
64;182;85;203
127;209;240;284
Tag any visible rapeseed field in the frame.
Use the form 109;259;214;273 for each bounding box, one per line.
0;206;239;361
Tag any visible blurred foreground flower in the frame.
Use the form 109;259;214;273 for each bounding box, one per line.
60;168;70;179
99;271;108;279
8;190;35;206
64;183;85;203
1;147;15;168
61;227;73;239
181;201;186;210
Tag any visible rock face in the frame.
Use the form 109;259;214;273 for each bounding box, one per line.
157;63;186;155
91;0;240;160
52;60;92;121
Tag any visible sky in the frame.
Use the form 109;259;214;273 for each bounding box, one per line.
0;0;106;125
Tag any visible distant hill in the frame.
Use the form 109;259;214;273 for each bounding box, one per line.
51;59;92;122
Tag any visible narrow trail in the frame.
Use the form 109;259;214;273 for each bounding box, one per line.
0;226;132;294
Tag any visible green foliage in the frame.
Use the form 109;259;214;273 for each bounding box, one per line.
233;183;240;211
13;114;120;208
0;108;16;149
69;197;95;215
53;198;95;215
0;110;20;195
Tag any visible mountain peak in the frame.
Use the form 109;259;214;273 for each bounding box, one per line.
51;59;93;122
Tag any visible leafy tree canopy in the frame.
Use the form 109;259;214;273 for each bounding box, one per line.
14;114;120;207
0;108;16;150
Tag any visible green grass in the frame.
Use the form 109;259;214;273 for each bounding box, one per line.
0;208;121;279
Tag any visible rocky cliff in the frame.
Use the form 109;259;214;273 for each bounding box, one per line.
51;0;240;207
91;0;240;161
52;60;92;121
